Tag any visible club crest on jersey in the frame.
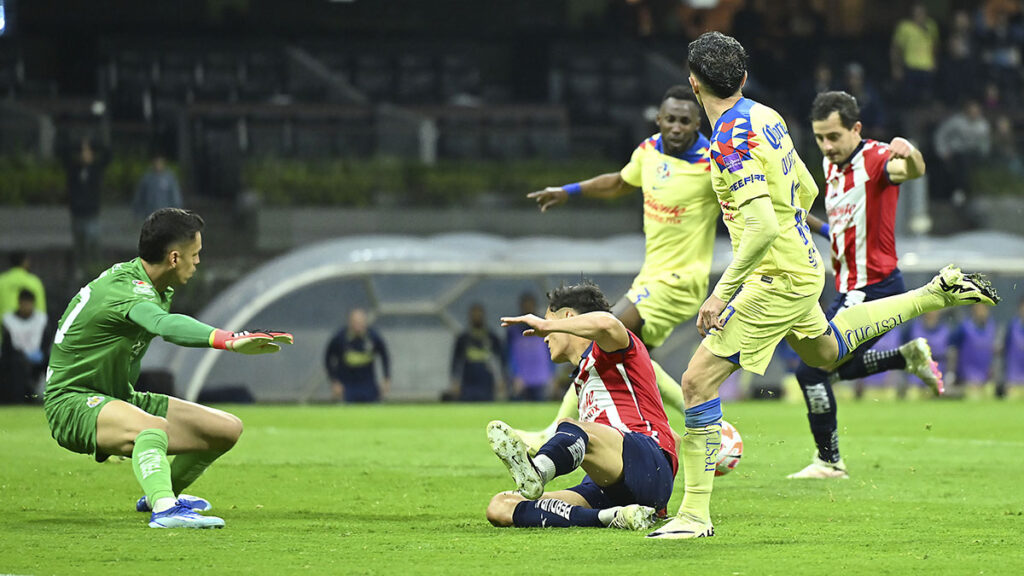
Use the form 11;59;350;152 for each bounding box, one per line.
132;280;155;296
86;395;105;408
656;162;671;180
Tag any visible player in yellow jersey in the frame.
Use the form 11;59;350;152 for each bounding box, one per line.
517;85;718;449
648;32;1000;540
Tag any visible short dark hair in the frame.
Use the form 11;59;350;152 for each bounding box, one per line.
546;279;612;315
687;32;748;99
810;91;861;128
9;251;27;268
18;289;35;303
138;208;205;263
661;84;698;105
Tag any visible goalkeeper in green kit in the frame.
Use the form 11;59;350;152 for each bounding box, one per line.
44;208;293;529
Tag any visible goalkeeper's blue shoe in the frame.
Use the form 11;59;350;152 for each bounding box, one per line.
137;494;212;513
148;505;225;529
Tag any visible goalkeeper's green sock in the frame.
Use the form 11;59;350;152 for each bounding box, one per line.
132;429;176;513
171;450;221;495
652;360;685;415
830;285;944;360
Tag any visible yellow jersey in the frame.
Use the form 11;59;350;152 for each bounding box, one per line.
620;133;718;288
708;98;823;295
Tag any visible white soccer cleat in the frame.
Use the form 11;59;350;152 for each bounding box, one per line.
608;505;658;531
148;504;225;529
487;420;544;499
787;455;849;479
646;513;715;539
928;265;1001;307
899;337;944;395
512;428;551;458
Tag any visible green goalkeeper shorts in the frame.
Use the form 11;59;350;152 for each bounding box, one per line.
44;390;169;461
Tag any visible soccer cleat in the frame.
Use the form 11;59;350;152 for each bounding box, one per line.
787;455;849;479
136;494;212;513
899;338;944;395
928;265;1001;307
512;428;551;458
148;504;225;529
645;513;715;539
608;505;658;531
487;420;544;499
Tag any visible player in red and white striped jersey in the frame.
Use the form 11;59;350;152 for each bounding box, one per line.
485;280;677;531
789;91;942;479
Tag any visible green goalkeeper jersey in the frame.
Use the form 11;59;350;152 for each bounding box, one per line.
45;258;213;401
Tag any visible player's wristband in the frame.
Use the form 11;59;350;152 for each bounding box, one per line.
562;183;582;196
818;223;830;238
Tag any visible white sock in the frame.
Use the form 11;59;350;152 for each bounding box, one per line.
152;497;178;513
598;507;619;526
532;454;556;484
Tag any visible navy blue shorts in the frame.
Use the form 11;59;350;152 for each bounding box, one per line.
567;431;675;516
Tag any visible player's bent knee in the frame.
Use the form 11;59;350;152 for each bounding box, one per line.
486;492;521;527
211;413;244;451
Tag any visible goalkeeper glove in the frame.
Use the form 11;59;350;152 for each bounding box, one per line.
211;329;294;354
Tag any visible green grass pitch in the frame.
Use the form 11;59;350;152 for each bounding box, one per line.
1;400;1023;575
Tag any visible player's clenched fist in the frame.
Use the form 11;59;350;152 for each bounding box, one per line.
211;329;294;354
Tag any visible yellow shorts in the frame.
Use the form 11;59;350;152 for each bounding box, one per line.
626;276;705;348
702;275;829;375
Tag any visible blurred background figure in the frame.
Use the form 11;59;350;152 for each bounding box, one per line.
0;289;50;404
505;292;556;401
61;136;111;281
905;311;952;394
891;2;939;105
448;302;504;402
324;308;391;403
932;99;991;223
0;252;46;319
948;303;998;399
1003;298;1024;400
132;152;183;222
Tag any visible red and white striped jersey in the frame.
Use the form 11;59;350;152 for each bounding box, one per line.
572;330;678;474
823;139;900;292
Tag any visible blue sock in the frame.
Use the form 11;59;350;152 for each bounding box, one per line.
534;421;589;481
512;499;604;527
684;397;723;428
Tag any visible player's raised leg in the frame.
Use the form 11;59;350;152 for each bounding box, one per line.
797;266;1000;371
96;400;224;528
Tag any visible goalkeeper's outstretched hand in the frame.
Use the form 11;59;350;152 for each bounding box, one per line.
211;329;295;354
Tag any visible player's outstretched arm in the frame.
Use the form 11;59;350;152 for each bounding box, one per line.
128;301;292;354
210;329;293;354
885;137;926;184
501;311;629;352
527;173;635;212
806;213;828;238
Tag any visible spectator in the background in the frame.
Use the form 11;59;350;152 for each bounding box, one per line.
940;10;978;107
1002;298;1024;399
132;153;183;221
0;289;50;403
797;61;834;121
906;311;952;392
949;303;998;398
842;62;887;136
933;100;991;221
0;252;46;318
61;137;111;281
505;292;556;401
990;115;1024;177
975;4;1024;107
449;302;505;402
891;3;939;104
324;308;391;403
